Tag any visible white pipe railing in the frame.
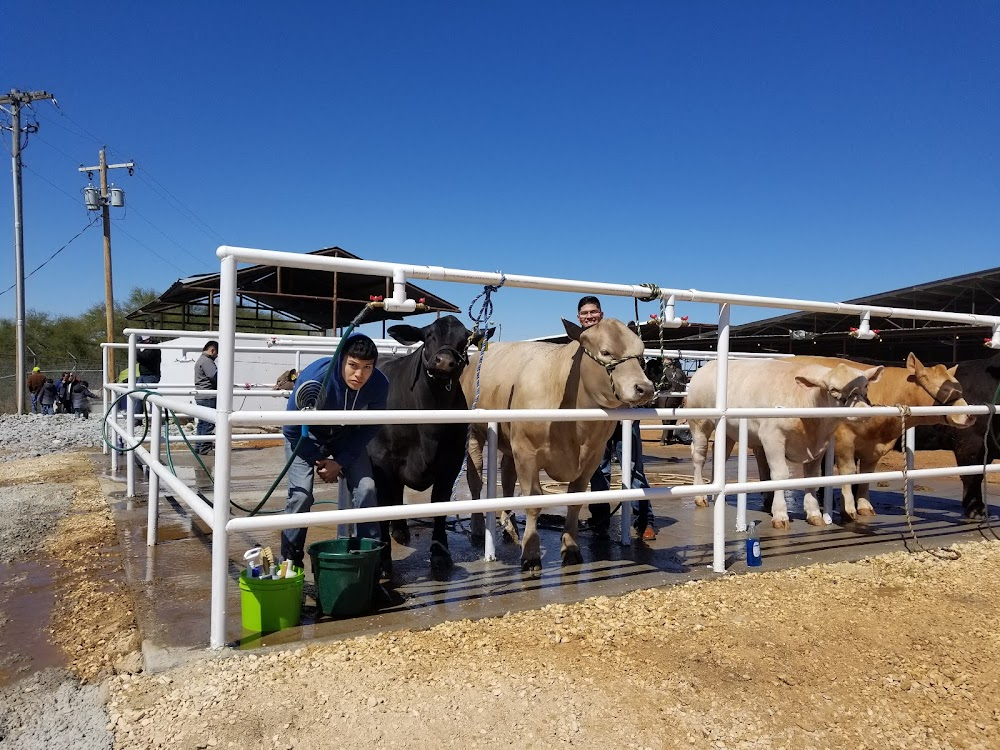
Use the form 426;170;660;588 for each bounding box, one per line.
110;245;1000;648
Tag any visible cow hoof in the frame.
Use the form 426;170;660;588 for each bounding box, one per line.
521;556;542;574
806;514;825;527
501;513;521;544
390;524;411;546
694;496;708;508
429;541;453;571
856;507;876;517
470;513;486;542
561;547;583;567
771;517;790;530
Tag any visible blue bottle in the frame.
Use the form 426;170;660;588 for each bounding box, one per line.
746;521;762;567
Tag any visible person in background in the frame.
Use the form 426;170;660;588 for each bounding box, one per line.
71;379;99;419
280;334;388;569
26;366;46;414
39;378;57;415
136;336;161;385
193;341;219;456
59;373;76;415
577;296;657;541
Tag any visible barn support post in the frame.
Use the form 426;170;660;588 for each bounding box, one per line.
147;405;162;546
620;419;633;547
210;251;238;650
484;421;498;562
126;333;138;498
736;418;748;532
712;303;731;574
823;442;836;518
904;425;916;516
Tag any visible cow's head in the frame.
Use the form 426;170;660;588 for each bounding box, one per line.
906;353;974;428
645;357;687;395
563;317;654;408
795;363;883;420
388;315;494;385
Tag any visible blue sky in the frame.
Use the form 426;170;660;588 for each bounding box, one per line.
2;1;997;341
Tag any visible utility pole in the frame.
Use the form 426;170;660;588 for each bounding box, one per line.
1;89;54;415
80;149;133;377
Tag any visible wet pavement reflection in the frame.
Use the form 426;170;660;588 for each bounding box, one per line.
93;442;998;655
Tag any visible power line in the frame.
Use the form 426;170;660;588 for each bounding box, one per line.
21;161;85;205
35;105;228;246
114;223;188;274
134;167;227;244
0;218;97;297
126;201;209;265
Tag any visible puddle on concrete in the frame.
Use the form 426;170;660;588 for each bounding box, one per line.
0;557;66;688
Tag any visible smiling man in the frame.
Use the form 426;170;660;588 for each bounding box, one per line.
280;334;389;568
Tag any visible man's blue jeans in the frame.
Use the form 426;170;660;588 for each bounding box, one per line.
194;397;216;454
280;439;380;566
589;421;653;529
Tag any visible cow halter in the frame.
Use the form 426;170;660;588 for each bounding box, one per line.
580;346;644;402
423;346;469;392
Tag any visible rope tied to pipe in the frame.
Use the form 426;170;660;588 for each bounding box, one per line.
897;404;961;561
637;282;661;303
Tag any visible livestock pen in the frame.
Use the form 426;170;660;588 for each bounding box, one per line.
104;247;1000;649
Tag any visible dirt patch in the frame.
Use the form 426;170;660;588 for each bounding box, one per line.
33;453;141;682
105;539;1000;750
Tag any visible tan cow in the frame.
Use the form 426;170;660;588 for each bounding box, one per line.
687;359;883;528
793;353;973;519
461;318;653;572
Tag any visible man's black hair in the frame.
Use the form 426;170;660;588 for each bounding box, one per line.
577;295;602;312
343;335;378;365
203;340;219;352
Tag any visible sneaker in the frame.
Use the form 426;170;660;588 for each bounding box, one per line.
642;525;657;541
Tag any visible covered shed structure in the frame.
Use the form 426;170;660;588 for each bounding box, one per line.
125;246;461;334
662;266;1000;365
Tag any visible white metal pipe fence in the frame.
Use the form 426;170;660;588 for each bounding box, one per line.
103;245;1000;648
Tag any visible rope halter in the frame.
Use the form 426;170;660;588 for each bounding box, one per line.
579;345;645;403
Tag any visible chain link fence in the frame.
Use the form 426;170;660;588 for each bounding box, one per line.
0;356;103;413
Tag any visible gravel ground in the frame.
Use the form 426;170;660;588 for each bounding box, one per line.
0;413;106;462
0;483;73;563
0;668;112;750
2;415;1000;749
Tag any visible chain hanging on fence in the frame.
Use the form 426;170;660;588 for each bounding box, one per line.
898;404;961;561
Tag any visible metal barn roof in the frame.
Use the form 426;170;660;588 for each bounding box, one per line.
126;247;461;333
676;266;1000;364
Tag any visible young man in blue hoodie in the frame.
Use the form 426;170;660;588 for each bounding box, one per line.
280;334;389;568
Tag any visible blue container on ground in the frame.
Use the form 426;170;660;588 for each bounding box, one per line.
746;521;762;567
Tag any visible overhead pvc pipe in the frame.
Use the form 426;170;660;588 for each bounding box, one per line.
215;246;1000;329
210;254;237;650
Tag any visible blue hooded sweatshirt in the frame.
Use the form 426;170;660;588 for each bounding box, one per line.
282;335;389;466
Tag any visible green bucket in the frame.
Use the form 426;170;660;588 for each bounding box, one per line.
239;568;304;633
307;538;385;618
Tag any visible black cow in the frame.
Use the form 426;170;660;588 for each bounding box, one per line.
915;351;1000;518
367;315;491;574
644;357;690;445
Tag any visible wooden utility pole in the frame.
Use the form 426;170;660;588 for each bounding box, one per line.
1;89;54;414
79;149;133;376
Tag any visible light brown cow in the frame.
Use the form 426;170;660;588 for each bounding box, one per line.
461;318;653;572
793;353;974;519
687;359;883;528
